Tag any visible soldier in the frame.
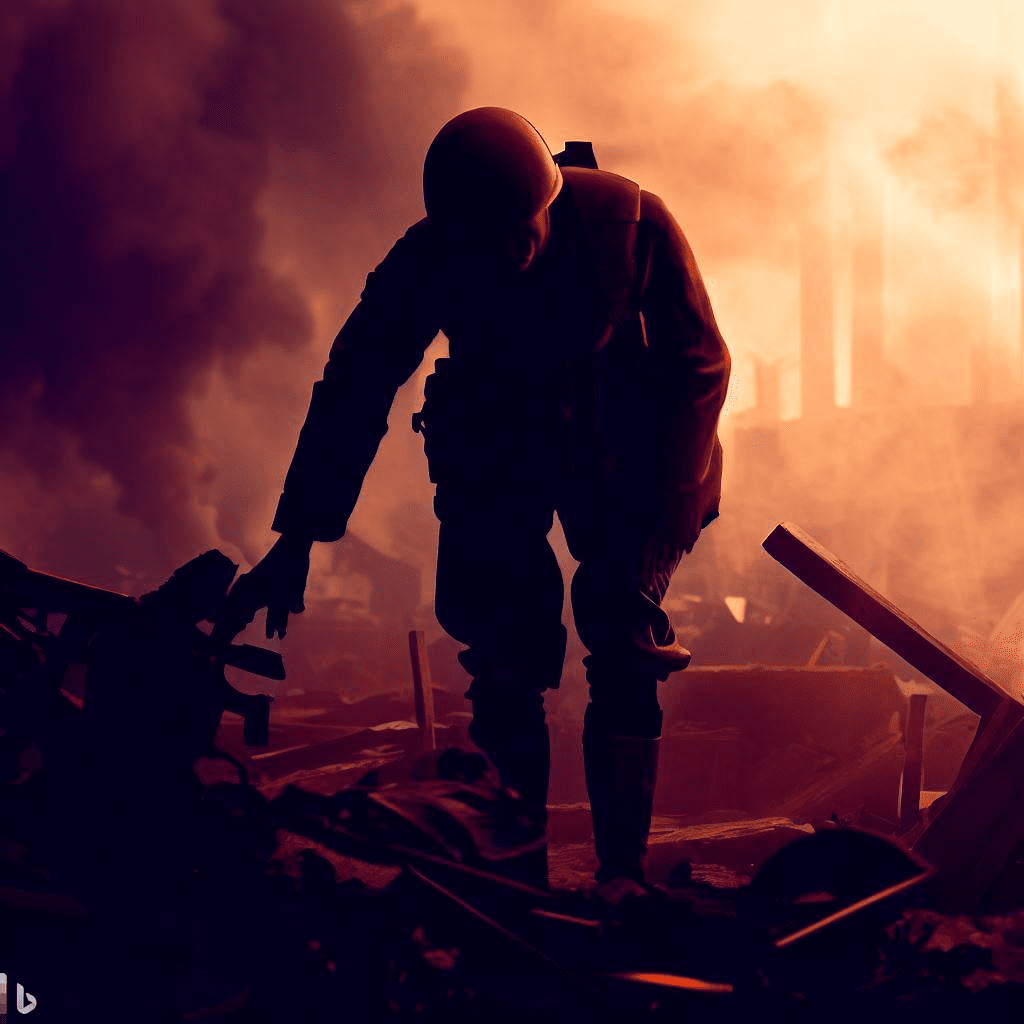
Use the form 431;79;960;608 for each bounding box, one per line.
223;107;730;899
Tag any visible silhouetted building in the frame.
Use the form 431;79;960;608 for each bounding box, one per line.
800;221;835;419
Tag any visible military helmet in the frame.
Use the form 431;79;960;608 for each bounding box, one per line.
423;107;563;225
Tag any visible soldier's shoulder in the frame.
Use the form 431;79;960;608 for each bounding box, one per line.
560;166;641;224
371;218;440;276
396;216;439;252
638;190;676;228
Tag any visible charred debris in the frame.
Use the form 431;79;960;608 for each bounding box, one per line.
4;534;1024;1022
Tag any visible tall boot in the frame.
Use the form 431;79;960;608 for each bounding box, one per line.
583;721;660;886
468;717;551;889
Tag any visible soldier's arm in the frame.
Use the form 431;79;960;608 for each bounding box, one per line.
637;192;731;544
272;220;442;543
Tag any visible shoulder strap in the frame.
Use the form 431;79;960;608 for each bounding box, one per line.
560;167;642;340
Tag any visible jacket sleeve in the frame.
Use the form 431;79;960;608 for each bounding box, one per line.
271;219;441;542
638;191;731;549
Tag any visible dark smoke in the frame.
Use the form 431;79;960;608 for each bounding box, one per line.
0;0;466;584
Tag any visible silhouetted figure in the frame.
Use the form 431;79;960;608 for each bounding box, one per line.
222;107;730;898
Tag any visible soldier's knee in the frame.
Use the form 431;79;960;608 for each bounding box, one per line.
456;625;567;692
584;693;662;739
468;682;547;734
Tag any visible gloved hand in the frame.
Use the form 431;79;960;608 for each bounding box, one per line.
212;534;312;644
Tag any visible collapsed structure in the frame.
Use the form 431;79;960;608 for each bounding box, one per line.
5;526;1024;1020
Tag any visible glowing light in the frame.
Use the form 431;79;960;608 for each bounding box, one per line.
724;596;747;623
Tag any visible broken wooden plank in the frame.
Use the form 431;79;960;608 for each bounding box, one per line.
762;523;1014;721
408;630;436;752
762;522;1024;882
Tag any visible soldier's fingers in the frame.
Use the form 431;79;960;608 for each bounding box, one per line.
266;604;289;640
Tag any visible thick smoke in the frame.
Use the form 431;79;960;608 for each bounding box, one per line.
0;0;465;587
4;0;1024;678
401;0;1024;654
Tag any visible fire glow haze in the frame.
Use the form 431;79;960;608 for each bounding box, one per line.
2;0;1024;674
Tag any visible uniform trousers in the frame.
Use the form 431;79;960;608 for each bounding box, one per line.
432;478;687;809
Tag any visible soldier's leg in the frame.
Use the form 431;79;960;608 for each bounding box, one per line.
566;525;689;887
433;485;567;822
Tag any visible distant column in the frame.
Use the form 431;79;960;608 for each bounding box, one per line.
753;358;782;423
1020;222;1024;383
850;177;885;408
800;221;835;419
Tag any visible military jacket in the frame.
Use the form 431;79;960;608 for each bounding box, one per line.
272;168;731;552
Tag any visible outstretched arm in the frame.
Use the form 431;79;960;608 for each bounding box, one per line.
272;219;442;543
219;221;442;642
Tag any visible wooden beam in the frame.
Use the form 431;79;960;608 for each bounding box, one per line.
408;630;436;752
762;523;1014;721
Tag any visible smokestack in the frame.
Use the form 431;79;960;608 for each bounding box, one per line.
1020;222;1024;384
753;358;782;423
850;176;885;408
800;219;835;419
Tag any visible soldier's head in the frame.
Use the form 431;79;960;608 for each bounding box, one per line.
423;107;561;275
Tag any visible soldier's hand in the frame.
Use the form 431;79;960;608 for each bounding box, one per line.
213;535;312;645
260;535;312;640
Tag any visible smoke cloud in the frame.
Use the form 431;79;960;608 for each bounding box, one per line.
0;0;465;588
3;0;1024;679
401;0;1024;654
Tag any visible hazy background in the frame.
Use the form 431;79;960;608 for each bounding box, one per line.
2;0;1023;687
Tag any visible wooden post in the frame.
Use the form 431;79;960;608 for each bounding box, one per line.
898;685;929;831
408;630;436;752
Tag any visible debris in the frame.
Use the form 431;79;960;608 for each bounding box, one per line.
9;537;1024;1016
807;629;848;666
914;716;1024;912
271;744;546;871
762;523;1015;722
761;523;1024;914
660;663;906;823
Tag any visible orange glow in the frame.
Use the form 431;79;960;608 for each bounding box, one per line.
4;0;1024;652
607;970;733;993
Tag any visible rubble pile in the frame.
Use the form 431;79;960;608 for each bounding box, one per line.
5;529;1024;1020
